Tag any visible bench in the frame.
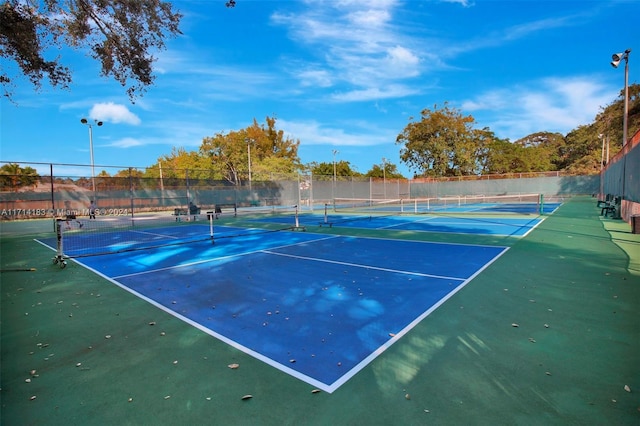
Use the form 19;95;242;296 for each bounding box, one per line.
174;207;201;221
600;203;616;217
213;203;237;218
598;195;620;218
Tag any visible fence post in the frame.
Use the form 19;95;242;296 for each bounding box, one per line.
186;169;191;207
50;163;56;231
129;167;135;220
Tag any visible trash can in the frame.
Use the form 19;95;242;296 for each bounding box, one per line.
632;215;640;234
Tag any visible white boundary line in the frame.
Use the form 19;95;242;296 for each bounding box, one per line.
262;250;466;282
112;234;340;279
323;245;510;393
33;232;510;394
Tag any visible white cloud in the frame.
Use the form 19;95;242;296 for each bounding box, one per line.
386;45;420;78
278;118;392;147
89;102;141;125
331;84;419;102
461;76;612;140
272;1;423;100
347;8;391;27
107;137;144;148
297;68;333;88
440;0;475;8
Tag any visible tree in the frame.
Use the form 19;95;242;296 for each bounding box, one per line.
0;162;39;191
595;83;640;153
309;161;360;180
481;139;518;175
248;116;302;178
156;147;211;179
561;124;601;175
514;132;565;171
365;162;404;179
199;116;302;185
1;0;182;102
396;103;481;177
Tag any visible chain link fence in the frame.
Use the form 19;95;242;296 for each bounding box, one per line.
1;161;601;222
600;129;640;221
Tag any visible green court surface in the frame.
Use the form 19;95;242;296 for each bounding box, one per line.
1;196;639;425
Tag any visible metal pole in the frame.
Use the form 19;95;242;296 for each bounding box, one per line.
623;56;629;146
332;149;338;200
247;140;252;192
159;161;165;208
129;167;135;223
81;118;102;197
382;157;387;199
89;125;96;194
600;134;605;170
50;163;56;230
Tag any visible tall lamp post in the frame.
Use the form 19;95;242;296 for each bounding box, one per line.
611;49;631;147
599;134;605;170
246;138;253;193
381;157;387;199
332;149;339;200
610;49;631;215
80;118;103;195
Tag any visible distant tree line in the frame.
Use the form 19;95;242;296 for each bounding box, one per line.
397;83;639;178
144;84;637;181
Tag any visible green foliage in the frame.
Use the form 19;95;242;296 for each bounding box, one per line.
140;86;638;180
141;116;301;185
199;116;301;185
396;103;484;177
114;169;144;179
310;160;361;180
397;85;639;177
0;0;182;102
595;83;640;149
364;162;404;179
0;163;39;190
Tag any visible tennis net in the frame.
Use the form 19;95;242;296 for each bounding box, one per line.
333;193;544;215
53;213;215;260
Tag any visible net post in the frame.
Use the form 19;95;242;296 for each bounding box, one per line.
53;218;68;268
208;211;215;243
324;203;329;224
56;219;64;257
539;194;544;215
292;205;306;231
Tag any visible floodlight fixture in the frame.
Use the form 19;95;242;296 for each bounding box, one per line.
611;49;631;68
610;49;631;147
80;118;104;194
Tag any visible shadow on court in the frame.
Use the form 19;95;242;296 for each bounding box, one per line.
1;197;639;425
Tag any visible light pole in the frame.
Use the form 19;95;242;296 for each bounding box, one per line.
246;138;253;193
332;149;339;200
382;157;387;199
80;118;103;195
611;49;631;146
599;134;605;170
244;138;253;197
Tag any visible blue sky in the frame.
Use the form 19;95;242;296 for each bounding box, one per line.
0;0;638;178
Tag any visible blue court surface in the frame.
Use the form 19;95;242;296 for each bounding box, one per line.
253;214;547;237
42;226;509;393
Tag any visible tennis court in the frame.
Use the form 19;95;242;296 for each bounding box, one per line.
2;196;640;425
254;214;548;237
250;199;562;237
37;224;508;392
